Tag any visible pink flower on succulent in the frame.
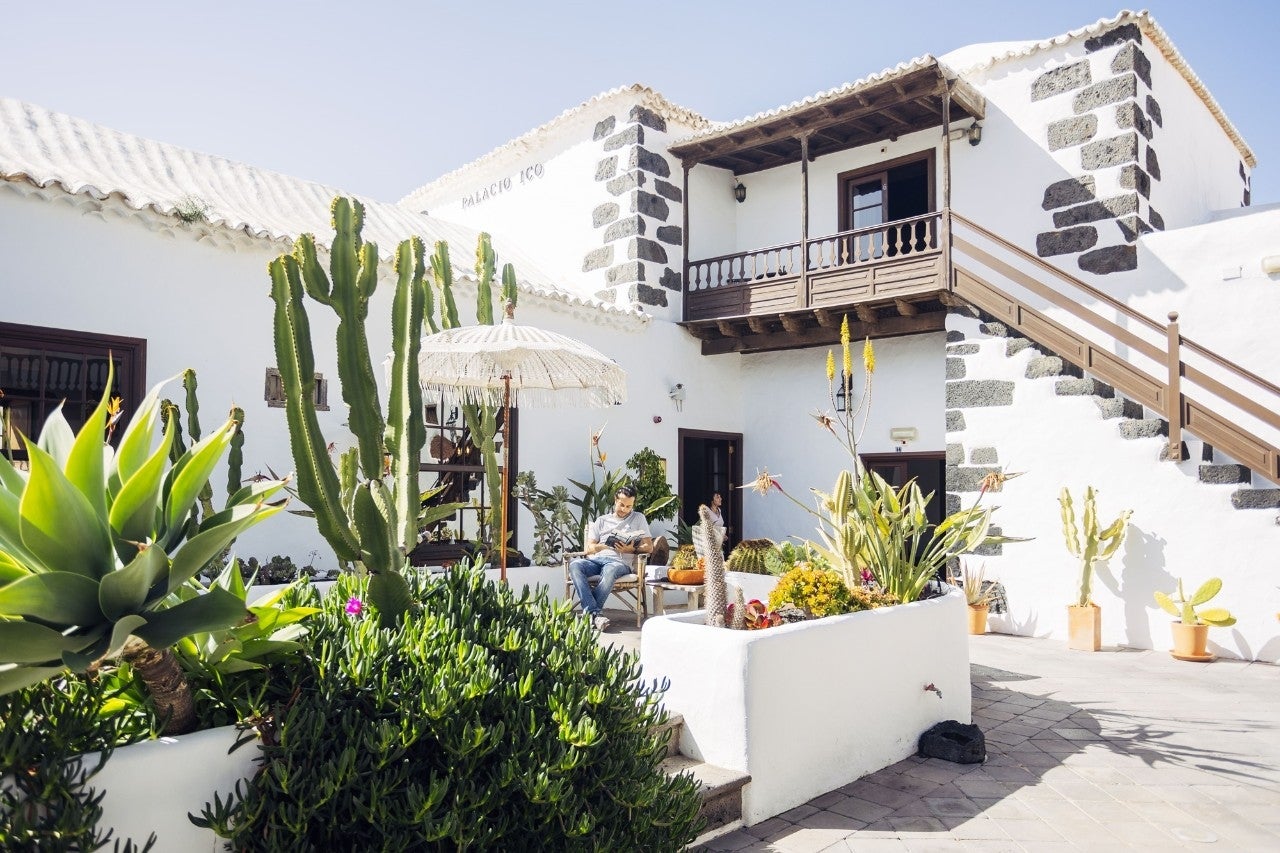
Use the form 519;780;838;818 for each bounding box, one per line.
345;597;364;616
860;568;873;585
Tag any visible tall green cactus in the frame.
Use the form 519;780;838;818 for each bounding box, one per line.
160;369;246;533
269;197;425;624
1059;486;1132;607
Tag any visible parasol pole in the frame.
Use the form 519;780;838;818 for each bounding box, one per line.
499;372;511;583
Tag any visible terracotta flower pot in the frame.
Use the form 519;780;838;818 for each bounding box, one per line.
667;568;705;585
1170;621;1213;662
1067;604;1101;651
967;604;989;635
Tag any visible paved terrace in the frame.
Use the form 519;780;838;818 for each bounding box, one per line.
600;612;1280;851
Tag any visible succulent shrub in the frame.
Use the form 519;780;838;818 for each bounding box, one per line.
1154;577;1236;627
1059;486;1131;607
198;568;703;850
726;538;778;575
0;367;285;733
847;586;900;612
768;565;851;618
625;447;679;524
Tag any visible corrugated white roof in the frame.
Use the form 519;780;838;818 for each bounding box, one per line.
399;84;710;210
0;98;643;317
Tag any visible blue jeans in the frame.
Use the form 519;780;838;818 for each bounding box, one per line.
569;555;630;616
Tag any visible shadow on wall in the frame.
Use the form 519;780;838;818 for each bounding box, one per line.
1112;524;1171;652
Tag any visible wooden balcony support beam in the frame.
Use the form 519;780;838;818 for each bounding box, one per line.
700;310;947;355
894;299;919;317
815;308;840;328
747;317;772;335
780;315;807;334
716;320;744;338
855;304;879;326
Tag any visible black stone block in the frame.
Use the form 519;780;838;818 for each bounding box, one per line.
918;720;986;764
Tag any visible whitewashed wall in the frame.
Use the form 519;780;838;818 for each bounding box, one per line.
737;333;946;543
947;313;1280;663
686;162;737;261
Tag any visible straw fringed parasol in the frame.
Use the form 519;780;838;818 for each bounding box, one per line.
416;304;626;580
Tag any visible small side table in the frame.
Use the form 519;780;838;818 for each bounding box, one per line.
646;580;704;616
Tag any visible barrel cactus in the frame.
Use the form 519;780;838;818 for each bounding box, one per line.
670;545;699;571
726;538;779;575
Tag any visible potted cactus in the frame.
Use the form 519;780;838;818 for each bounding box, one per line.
667;545;703;585
951;563;993;635
1154;577;1236;661
1059;486;1132;651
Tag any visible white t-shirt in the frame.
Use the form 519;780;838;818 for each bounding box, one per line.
588;510;651;560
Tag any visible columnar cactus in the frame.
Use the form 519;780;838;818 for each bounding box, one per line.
269;197;426;623
1059;486;1132;607
699;504;726;628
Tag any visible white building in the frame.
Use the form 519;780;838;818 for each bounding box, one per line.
2;11;1277;660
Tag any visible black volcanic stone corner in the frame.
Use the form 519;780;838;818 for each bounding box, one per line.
628;237;668;264
1119;164;1151;198
595;156;618;181
656;225;683;245
1052;194;1139;228
1032;61;1091;101
592;116;616;141
1047;115;1097;151
1115;102;1153;140
632;190;670;220
1085;22;1141;52
1146;95;1162;127
603;216;645;242
659;267;682;291
1081;133;1139;170
1037;226;1098;257
582;246;614;272
1078;244;1137;274
592;202;620;228
629;105;667;132
947;465;1003;493
1111;42;1152;87
1146;146;1161;180
1115;216;1153;242
654;179;683;203
946;410;966;432
946;443;964;465
629;147;671;178
635;282;668;307
606;171;645;196
1042;176;1097;210
1073;74;1137;114
603;125;643;151
606;261;645;283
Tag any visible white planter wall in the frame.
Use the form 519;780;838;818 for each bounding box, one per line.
640;588;970;825
85;725;257;852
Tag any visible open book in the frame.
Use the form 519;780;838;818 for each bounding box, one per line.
604;530;646;548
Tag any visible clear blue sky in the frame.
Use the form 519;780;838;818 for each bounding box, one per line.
3;1;1275;205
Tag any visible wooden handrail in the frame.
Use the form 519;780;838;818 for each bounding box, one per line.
950;211;1164;334
689;239;802;268
687;211;941;270
949;209;1280;483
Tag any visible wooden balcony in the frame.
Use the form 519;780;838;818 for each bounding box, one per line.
682;211;951;354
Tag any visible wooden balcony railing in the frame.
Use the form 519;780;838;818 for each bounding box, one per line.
950;211;1280;485
685;211;942;292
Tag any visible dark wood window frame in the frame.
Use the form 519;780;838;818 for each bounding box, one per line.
836;149;937;232
0;321;147;461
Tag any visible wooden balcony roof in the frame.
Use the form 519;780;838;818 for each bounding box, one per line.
669;59;984;175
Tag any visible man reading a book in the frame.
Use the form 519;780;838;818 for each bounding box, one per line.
569;485;651;632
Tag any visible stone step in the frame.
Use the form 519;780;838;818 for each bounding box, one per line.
1118;418;1168;439
652;713;684;758
1025;355;1084;380
661;755;750;834
1200;464;1251;485
1006;337;1035;357
1230;489;1280;510
1056;377;1114;397
1095;396;1144;420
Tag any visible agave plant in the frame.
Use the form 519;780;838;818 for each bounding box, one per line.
0;367;286;733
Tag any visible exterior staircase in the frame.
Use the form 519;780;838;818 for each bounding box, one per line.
652;713;750;845
962;317;1280;512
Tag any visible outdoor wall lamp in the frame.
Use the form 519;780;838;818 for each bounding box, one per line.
734;181;747;203
967;122;983;146
669;383;686;411
834;373;848;412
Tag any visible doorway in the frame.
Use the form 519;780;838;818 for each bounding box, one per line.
861;452;947;528
678;429;743;550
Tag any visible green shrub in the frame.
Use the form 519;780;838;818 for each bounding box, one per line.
0;674;155;852
199;566;702;850
768;565;851;618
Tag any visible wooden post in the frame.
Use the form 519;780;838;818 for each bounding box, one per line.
799;133;811;309
941;85;953;292
1165;311;1186;461
681;160;691;322
499;373;511;583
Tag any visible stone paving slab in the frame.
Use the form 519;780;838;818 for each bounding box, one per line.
677;632;1280;852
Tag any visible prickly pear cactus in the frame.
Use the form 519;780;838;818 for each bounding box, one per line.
699;504;726;628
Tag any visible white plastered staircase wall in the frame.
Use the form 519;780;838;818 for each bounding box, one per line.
945;311;1280;663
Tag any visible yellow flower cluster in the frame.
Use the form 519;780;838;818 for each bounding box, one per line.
847;586;898;612
768;563;851;618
